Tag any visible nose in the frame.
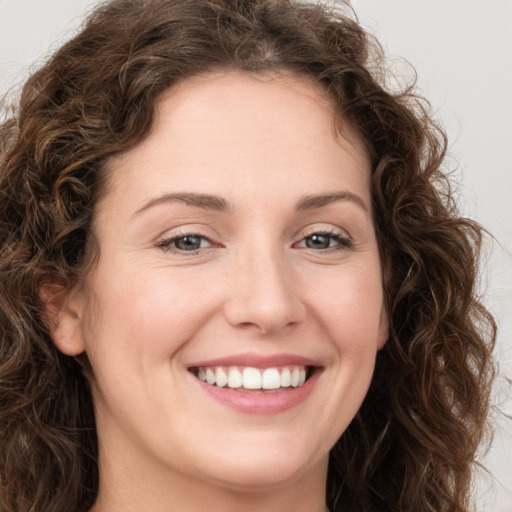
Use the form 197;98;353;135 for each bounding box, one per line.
223;246;306;335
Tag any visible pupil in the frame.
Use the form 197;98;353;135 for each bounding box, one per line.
176;235;201;250
306;234;330;249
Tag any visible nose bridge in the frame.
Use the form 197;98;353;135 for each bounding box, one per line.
224;235;305;334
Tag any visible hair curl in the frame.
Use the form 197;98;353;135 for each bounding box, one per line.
0;1;496;511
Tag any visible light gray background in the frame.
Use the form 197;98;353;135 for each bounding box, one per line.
1;1;510;511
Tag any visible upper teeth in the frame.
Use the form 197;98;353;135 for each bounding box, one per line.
195;365;308;390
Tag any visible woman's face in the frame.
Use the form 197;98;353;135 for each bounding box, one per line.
60;71;388;491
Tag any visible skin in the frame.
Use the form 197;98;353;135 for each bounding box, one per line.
50;70;388;512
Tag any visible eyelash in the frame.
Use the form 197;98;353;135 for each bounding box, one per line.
156;229;353;254
156;231;214;254
296;230;354;252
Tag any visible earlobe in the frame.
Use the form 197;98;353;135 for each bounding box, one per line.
40;281;86;356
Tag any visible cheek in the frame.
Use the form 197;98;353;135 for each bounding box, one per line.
82;263;222;369
307;263;385;350
308;265;384;423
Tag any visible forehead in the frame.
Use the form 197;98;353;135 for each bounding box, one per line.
153;69;366;162
101;70;370;210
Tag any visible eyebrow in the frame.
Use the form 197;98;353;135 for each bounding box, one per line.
295;191;368;212
133;190;368;218
134;192;231;217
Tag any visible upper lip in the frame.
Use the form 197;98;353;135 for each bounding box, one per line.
187;352;322;369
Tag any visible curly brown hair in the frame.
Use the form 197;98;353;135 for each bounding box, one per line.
0;0;496;511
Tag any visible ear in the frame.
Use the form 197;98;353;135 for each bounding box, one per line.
377;304;389;350
40;281;86;356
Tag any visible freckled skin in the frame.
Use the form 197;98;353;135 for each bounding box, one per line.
55;71;388;512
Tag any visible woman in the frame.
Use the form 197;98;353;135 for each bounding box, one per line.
0;0;496;511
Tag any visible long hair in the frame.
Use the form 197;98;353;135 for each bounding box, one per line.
0;1;496;511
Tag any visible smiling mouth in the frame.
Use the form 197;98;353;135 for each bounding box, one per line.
188;365;317;393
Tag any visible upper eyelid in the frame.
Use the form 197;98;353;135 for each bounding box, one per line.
155;231;216;253
294;232;352;247
158;232;213;244
299;230;349;241
156;225;217;242
293;226;355;252
299;225;352;240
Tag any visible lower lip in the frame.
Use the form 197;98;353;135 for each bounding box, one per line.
194;370;321;415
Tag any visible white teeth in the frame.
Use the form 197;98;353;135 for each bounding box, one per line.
193;364;312;391
280;367;291;387
205;368;216;385
215;367;228;388
243;367;262;389
227;367;242;388
262;368;280;389
290;368;300;387
299;368;306;386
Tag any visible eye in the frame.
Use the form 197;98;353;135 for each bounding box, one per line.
157;233;212;252
296;231;353;251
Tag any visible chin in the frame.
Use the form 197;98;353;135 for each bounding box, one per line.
194;437;324;491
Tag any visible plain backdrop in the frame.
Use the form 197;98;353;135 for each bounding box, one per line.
1;1;511;511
